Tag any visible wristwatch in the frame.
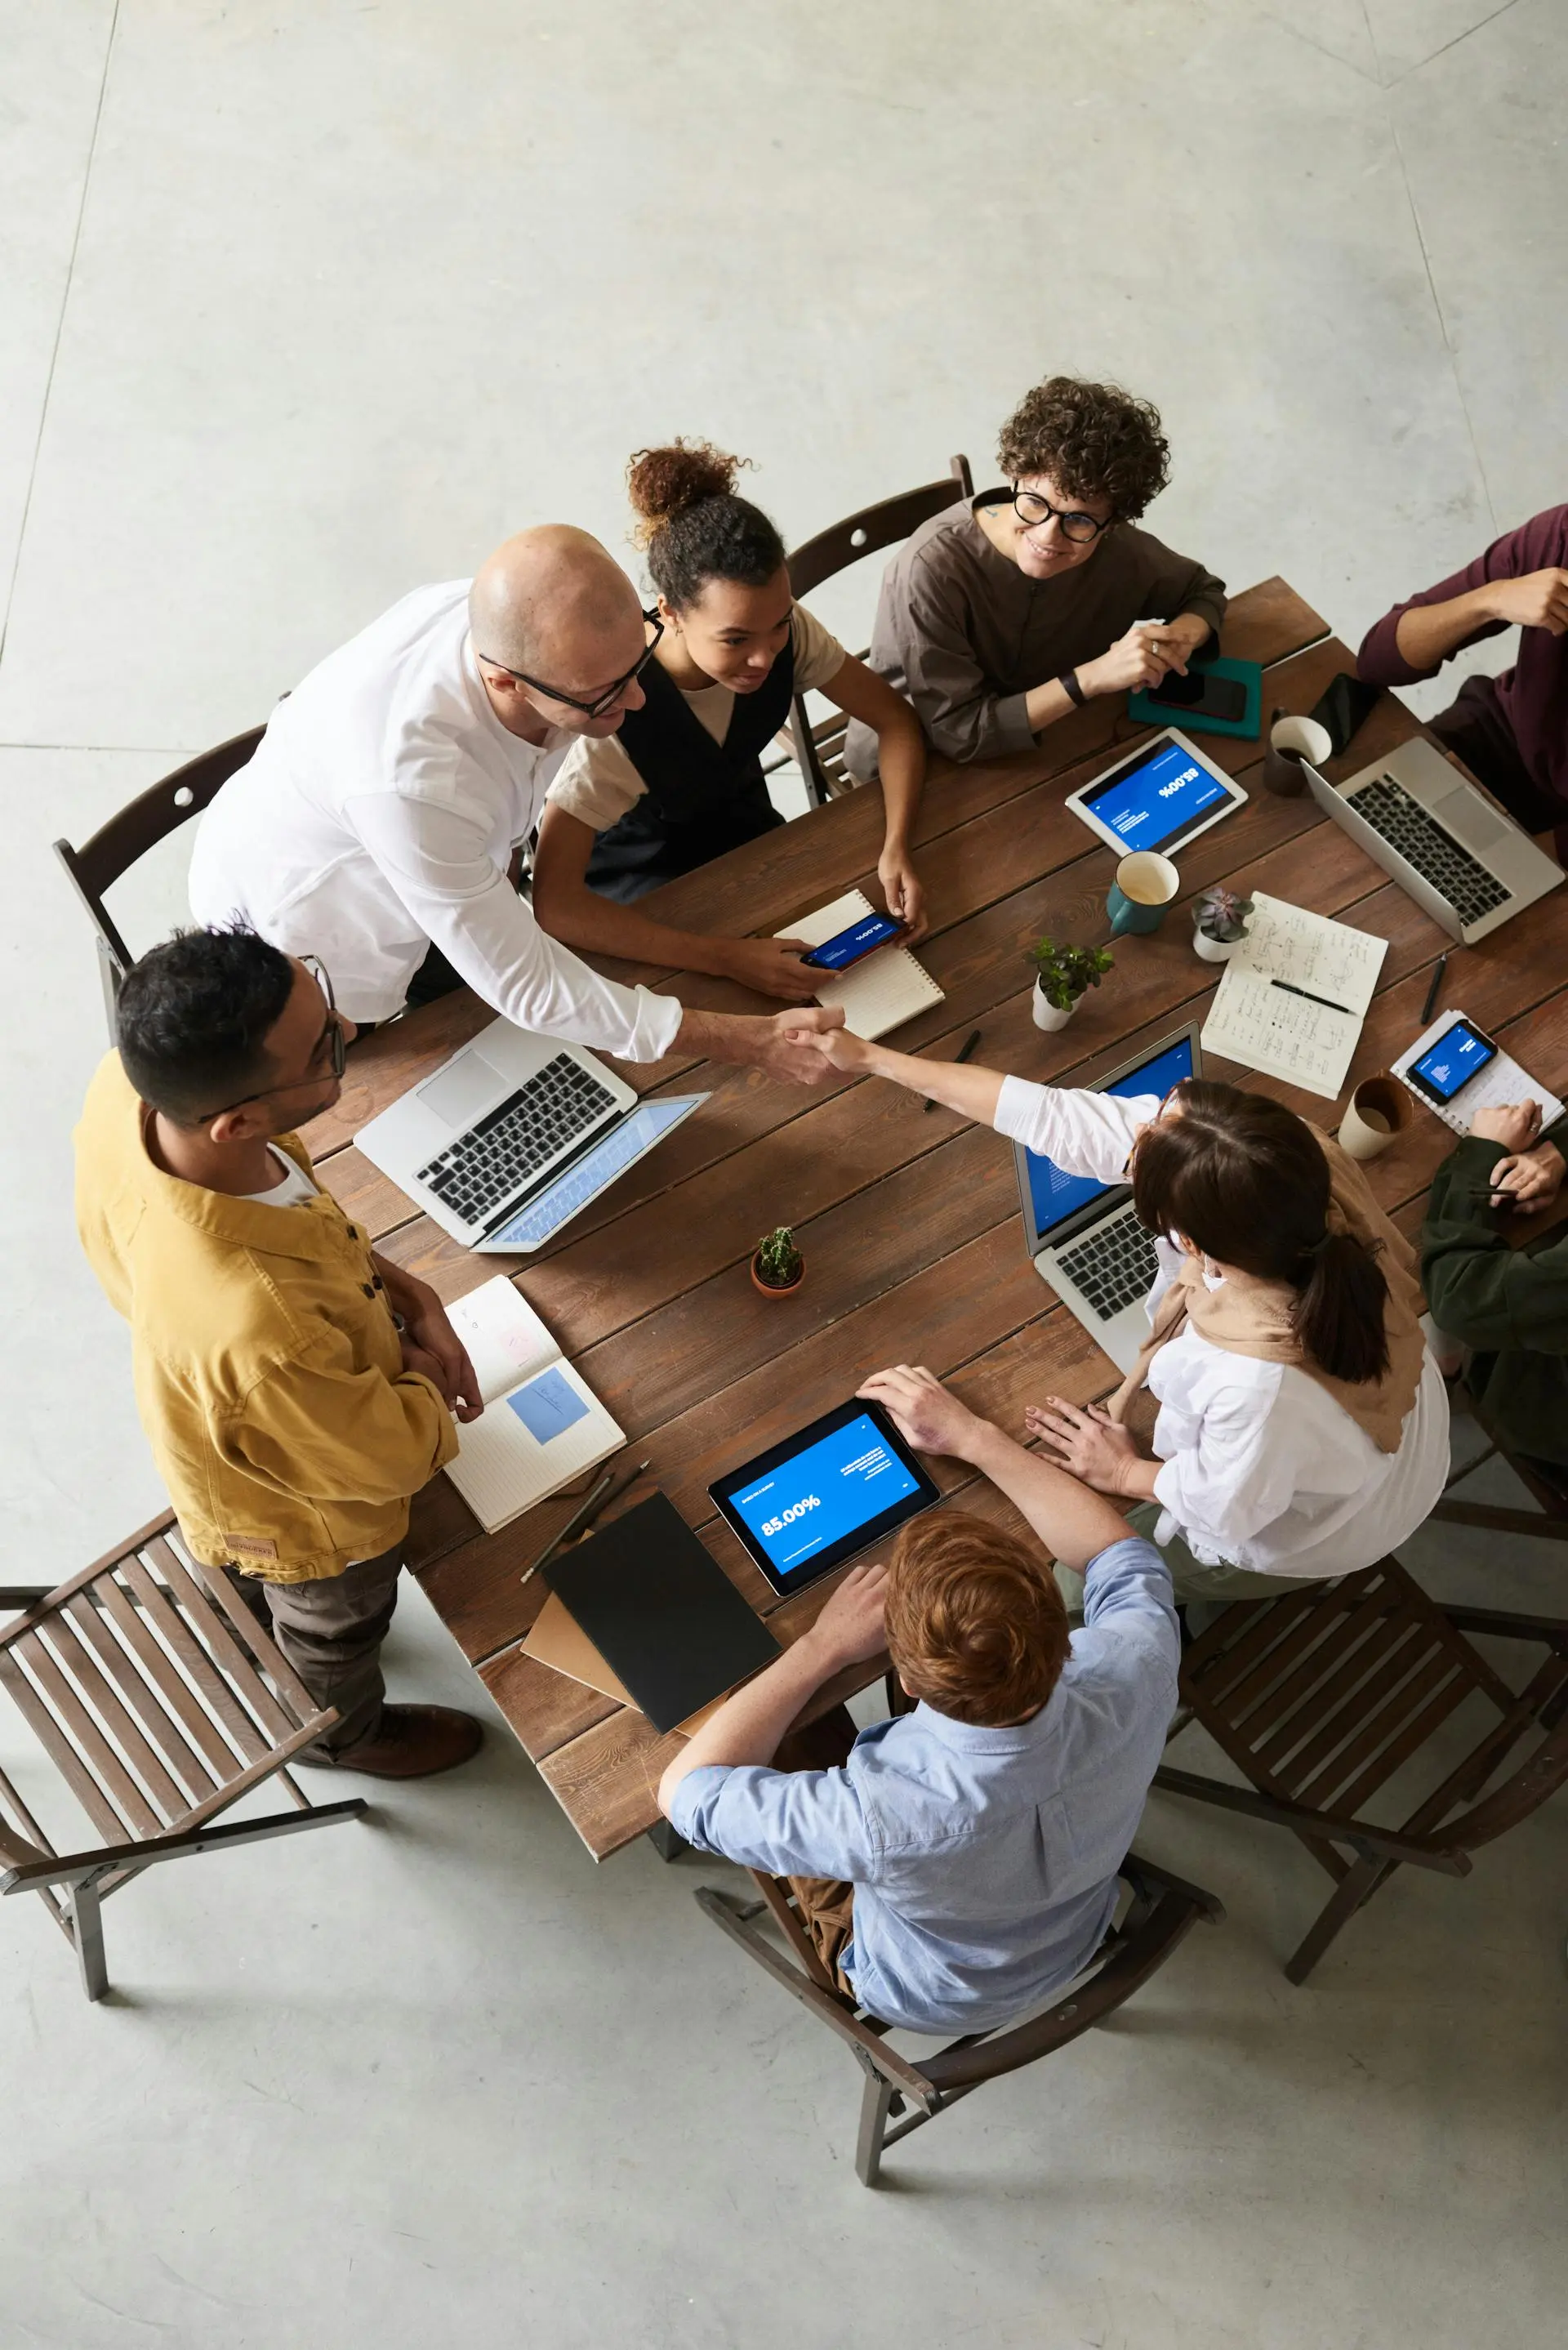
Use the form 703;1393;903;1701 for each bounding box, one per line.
1058;669;1086;708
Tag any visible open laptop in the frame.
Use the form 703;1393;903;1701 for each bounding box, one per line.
1013;1024;1200;1374
355;1018;707;1253
1305;734;1561;945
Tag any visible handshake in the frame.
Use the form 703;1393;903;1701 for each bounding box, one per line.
744;1005;877;1087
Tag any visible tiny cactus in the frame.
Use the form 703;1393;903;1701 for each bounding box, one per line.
753;1225;804;1288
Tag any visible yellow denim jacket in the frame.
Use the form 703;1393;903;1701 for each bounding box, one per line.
74;1053;458;1582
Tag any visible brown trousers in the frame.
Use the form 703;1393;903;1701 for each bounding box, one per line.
224;1543;403;1757
773;1706;861;1992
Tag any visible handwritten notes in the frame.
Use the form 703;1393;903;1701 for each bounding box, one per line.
1200;894;1387;1099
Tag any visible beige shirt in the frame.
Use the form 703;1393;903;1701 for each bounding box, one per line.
546;604;847;832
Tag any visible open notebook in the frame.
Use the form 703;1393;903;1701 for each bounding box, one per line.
442;1277;624;1533
1200;893;1387;1100
777;889;945;1041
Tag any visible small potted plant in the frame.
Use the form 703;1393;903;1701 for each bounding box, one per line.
1192;885;1254;964
751;1224;805;1299
1030;939;1114;1032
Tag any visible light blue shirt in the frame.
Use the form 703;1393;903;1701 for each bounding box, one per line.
670;1537;1179;2033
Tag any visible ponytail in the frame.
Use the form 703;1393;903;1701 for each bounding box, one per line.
1134;1080;1392;1387
1291;1230;1390;1386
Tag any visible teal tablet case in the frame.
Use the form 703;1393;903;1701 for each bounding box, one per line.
1129;654;1263;740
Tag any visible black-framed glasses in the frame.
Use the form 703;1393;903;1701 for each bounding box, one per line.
198;955;346;1120
1010;485;1113;544
475;611;665;718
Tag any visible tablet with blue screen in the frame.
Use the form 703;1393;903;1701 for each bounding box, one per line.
709;1398;940;1597
1064;726;1246;858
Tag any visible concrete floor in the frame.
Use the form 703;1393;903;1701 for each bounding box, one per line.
2;2;1566;2341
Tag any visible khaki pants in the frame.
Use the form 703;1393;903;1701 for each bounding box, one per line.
1055;1501;1316;1621
224;1543;403;1757
773;1706;860;1993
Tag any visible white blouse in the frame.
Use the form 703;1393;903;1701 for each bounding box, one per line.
995;1077;1450;1579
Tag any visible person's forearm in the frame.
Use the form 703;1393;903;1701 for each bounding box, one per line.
657;1630;840;1808
372;1254;427;1318
533;875;742;984
1164;610;1214;659
875;714;924;859
1022;676;1078;733
853;1036;1006;1123
1395;586;1499;673
963;1420;1137;1569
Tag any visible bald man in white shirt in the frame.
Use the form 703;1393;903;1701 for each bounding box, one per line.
189;527;840;1084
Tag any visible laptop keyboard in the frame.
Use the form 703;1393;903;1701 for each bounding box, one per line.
1055;1206;1160;1322
416;1054;618;1225
1349;776;1510;927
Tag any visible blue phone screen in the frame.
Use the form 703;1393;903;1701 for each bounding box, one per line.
1410;1020;1496;1103
804;912;902;970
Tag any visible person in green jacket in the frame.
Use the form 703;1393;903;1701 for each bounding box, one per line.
1420;1099;1568;1488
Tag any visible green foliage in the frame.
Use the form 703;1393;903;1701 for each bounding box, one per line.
1029;937;1115;1012
754;1224;804;1286
1193;886;1254;943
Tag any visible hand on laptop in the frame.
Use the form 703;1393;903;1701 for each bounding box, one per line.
801;1563;889;1671
858;1364;982;1462
1023;1396;1139;1494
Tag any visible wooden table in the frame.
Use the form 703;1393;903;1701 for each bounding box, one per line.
301;578;1568;1860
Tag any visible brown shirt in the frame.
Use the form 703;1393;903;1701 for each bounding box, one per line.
844;489;1227;778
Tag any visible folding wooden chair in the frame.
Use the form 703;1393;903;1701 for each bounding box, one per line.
696;1852;1222;2187
0;1508;365;2001
1155;1555;1568;1984
781;454;973;803
1428;1385;1568;1546
54;725;265;1038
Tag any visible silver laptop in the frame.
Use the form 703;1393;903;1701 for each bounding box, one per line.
1013;1024;1200;1374
1305;734;1562;945
356;1017;707;1253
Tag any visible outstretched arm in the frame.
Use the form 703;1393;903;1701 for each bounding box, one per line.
821;655;927;937
822;1027;1007;1124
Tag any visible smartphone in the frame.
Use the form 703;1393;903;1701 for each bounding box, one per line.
1309;671;1381;758
800;910;906;972
1146;668;1249;723
1405;1016;1500;1107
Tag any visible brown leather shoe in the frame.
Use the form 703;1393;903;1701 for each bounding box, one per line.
314;1705;484;1779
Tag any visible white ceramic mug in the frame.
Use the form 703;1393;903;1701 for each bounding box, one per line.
1263;715;1334;797
1338;1073;1414;1162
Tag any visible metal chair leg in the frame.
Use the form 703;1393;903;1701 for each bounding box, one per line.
67;1877;109;2002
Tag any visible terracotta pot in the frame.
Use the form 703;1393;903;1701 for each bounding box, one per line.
751;1254;805;1298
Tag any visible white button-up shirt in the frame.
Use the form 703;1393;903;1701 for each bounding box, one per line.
188;581;683;1059
996;1076;1450;1579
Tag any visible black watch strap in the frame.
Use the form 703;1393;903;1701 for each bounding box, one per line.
1058;669;1086;708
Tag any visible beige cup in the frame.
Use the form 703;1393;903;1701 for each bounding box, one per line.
1263;715;1334;798
1338;1073;1414;1162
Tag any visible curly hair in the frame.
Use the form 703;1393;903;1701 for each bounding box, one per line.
997;377;1171;519
884;1509;1069;1728
625;439;786;610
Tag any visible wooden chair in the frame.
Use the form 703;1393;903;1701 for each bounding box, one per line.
54;725;265;1037
1428;1384;1568;1546
0;1508;365;2001
782;454;973;804
696;1852;1222;2187
1154;1554;1568;1985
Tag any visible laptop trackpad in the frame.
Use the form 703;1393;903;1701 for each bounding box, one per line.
418;1051;508;1129
1436;791;1511;855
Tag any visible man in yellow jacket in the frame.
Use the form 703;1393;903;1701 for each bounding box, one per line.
76;926;485;1777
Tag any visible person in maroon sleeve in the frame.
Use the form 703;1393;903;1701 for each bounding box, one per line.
1357;507;1568;849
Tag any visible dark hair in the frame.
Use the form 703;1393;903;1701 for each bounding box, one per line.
1131;1081;1391;1386
884;1510;1070;1728
626;439;786;611
115;926;295;1126
997;376;1171;519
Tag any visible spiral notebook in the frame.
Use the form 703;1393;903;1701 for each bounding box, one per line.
441;1277;625;1532
1391;1010;1564;1137
776;889;945;1040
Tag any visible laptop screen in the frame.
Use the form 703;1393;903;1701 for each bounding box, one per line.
1020;1032;1196;1248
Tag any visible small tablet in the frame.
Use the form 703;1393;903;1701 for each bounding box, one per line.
1065;727;1246;858
709;1398;940;1598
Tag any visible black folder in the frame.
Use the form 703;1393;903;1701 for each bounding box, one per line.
544;1491;781;1734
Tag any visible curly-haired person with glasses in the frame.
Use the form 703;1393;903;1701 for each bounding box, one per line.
844;376;1227;778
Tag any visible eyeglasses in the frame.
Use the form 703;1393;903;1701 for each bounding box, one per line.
198;956;346;1120
475;611;665;719
1010;486;1113;544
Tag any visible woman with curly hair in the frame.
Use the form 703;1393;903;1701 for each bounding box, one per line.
532;441;926;1003
844;377;1227;778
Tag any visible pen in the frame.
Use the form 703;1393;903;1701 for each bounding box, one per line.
1270;977;1354;1016
925;1028;983;1111
519;1458;650;1588
1420;952;1450;1027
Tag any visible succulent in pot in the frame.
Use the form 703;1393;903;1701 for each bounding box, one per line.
1029;938;1114;1031
751;1224;805;1297
1192;885;1254;963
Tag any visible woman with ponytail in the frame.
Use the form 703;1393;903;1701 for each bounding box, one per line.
816;1031;1450;1604
532;441;927;1001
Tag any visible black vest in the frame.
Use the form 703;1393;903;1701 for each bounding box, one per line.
583;633;794;901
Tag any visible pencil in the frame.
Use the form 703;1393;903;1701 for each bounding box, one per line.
519;1459;650;1588
1420;952;1450;1027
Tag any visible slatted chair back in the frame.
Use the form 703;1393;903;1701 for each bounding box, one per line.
697;1853;1222;2186
1156;1555;1568;1983
783;455;973;804
0;1507;365;2000
53;725;265;1036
